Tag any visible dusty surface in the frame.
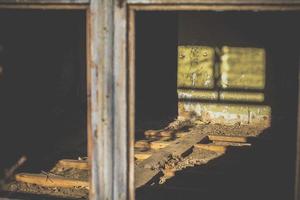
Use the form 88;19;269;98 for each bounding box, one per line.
4;182;88;199
194;123;266;137
50;166;88;181
2;163;89;199
1;122;266;199
135;121;267;186
159;149;222;184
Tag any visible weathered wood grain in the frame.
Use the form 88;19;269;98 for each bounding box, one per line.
128;8;136;200
128;0;300;4
0;4;88;9
88;1;128;200
150;140;172;150
58;159;88;170
15;173;88;188
145;129;175;137
0;0;89;4
129;4;300;11
135;130;208;188
113;1;128;200
208;135;248;143
212;141;251;147
194;143;227;153
88;0;114;200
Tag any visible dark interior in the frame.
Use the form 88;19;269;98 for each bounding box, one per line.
135;11;300;200
0;10;87;180
135;12;178;136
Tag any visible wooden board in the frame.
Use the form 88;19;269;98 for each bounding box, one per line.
58;159;88;170
134;140;150;149
194;143;227;153
150;141;172;150
145;129;174;137
0;0;89;3
15;173;88;188
208;135;248;143
135;152;152;160
213;141;251;147
135;129;208;188
127;0;300;4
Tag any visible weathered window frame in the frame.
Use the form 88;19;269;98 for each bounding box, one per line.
126;1;300;200
2;1;300;200
0;1;128;200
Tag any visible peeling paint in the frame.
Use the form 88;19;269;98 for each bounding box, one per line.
177;46;215;88
177;46;270;126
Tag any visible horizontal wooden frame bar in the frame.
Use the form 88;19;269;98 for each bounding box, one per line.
129;4;300;11
128;0;300;5
0;0;89;4
0;4;88;9
0;0;89;9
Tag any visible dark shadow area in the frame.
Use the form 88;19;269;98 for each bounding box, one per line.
0;10;87;181
136;129;296;200
135;11;300;200
135;12;178;138
0;190;85;200
136;130;276;200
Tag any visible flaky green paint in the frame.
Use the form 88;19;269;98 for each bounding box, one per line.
177;46;270;126
178;46;215;88
220;46;266;89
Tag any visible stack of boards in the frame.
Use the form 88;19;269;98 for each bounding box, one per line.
134;125;255;188
7;123;260;198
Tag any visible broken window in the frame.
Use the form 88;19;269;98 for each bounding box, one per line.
134;11;300;200
0;10;89;199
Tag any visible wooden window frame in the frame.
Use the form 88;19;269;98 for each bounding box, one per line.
0;1;128;200
2;1;300;200
127;2;300;200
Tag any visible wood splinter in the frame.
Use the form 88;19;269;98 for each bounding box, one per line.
135;131;208;188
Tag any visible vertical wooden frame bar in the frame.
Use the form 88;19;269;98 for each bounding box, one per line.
128;7;136;200
89;0;114;199
0;2;129;200
89;1;128;200
113;1;128;200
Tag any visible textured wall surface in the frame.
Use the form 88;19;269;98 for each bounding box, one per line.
177;16;270;126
